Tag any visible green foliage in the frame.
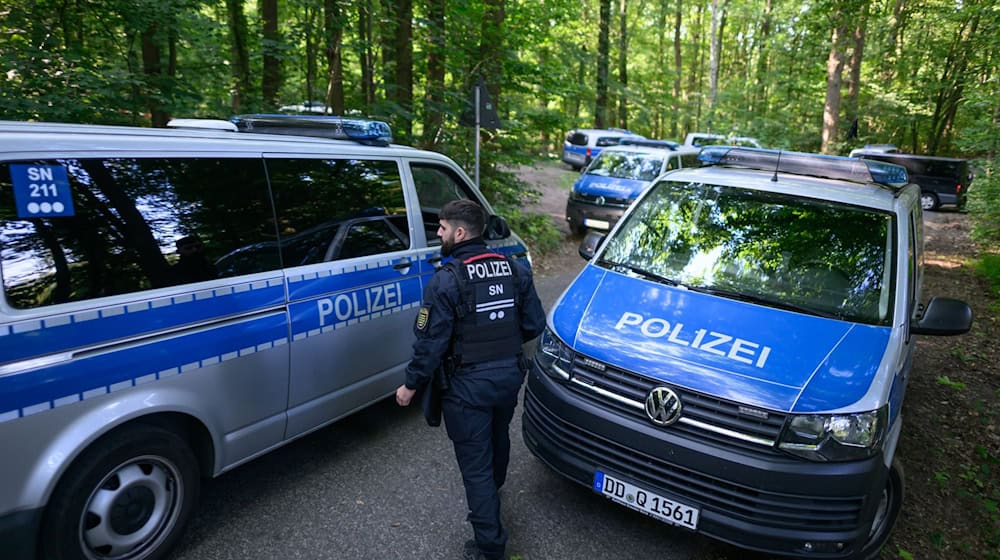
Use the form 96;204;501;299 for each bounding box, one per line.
968;161;1000;246
936;375;967;390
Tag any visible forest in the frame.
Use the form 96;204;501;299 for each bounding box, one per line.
2;0;999;256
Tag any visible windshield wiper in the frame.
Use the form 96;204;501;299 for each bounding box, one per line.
683;285;842;319
596;258;679;286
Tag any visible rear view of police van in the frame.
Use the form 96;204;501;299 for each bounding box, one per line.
0;117;531;560
524;148;972;560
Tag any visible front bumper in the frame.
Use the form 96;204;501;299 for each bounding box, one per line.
522;362;890;559
0;507;42;560
565;198;628;232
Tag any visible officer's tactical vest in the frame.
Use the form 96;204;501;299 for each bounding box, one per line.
444;252;522;364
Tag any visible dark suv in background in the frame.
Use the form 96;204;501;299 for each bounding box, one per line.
853;151;971;211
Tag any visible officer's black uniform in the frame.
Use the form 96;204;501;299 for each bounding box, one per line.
405;237;545;560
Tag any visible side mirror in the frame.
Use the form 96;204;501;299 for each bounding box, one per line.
911;297;973;336
578;230;606;260
484;215;511;240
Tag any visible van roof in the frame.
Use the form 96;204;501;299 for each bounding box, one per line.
0;120;443;161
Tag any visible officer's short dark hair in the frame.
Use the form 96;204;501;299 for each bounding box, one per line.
440;199;485;237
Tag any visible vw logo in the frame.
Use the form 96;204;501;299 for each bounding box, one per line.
595;195;606;206
645;387;682;426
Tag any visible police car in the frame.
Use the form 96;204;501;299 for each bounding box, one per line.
565;139;700;234
0;115;531;560
524;147;972;559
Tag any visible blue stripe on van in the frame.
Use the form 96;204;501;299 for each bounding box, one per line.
0;280;286;364
0;314;289;420
0;243;529;424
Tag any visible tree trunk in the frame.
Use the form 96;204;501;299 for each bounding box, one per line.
140;25;169;127
706;0;724;130
752;0;772;115
821;23;847;153
379;1;397;105
226;0;252;113
881;0;906;81
393;0;413;140
324;0;345;115
573;44;586;120
617;0;628;129
671;0;682;138
845;2;867;127
688;2;705;133
358;0;375;110
422;0;446;147
262;0;281;110
595;0;611;128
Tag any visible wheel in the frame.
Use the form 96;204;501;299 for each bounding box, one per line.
40;424;200;560
920;192;939;211
854;458;904;560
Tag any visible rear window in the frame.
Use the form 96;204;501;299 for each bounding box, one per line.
595;136;624;147
600;181;896;325
567;133;589;146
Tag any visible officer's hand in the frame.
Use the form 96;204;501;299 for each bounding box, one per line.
396;385;416;407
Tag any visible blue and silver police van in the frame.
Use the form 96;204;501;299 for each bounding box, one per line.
0;115;531;560
561;128;643;171
524;147;973;559
565;139;700;234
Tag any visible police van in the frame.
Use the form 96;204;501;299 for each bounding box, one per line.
0;115;531;560
524;147;972;559
565;139;700;234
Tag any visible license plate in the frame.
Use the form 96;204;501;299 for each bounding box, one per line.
583;218;610;230
593;470;699;530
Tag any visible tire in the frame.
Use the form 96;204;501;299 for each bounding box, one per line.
40;424;200;560
920;192;939;211
854;458;904;560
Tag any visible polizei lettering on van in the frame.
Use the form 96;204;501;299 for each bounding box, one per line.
614;311;772;368
466;259;512;280
317;282;403;325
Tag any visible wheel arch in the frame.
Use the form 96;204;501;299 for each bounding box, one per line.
24;403;219;516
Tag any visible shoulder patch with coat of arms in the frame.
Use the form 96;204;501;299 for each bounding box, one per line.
416;305;431;331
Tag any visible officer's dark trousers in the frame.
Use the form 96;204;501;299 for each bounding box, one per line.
442;357;525;560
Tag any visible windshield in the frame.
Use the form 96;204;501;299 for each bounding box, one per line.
599;181;895;325
587;151;665;182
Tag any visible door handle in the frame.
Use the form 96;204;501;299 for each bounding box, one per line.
392;258;412;270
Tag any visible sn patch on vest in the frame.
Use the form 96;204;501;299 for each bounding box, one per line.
416;305;431;331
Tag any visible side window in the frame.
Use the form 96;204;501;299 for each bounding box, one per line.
665;155;680;171
410;163;475;246
265;158;408;267
0;158;279;309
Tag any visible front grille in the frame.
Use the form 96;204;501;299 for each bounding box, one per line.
567;356;788;456
571;192;631;207
524;392;864;531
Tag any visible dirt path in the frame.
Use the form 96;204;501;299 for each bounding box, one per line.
516;160;999;560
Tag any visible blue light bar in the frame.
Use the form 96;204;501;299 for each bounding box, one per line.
698;146;909;188
619;138;680;150
231;114;393;146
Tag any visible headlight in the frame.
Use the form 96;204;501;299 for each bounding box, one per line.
536;327;574;381
777;407;887;462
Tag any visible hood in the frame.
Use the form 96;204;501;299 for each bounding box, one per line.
551;265;891;413
573;173;649;200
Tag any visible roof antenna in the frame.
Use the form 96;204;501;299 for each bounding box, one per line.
771;150;783;182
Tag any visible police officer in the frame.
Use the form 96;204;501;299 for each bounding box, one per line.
395;199;545;560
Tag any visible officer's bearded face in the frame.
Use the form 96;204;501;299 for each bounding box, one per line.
439;220;459;256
